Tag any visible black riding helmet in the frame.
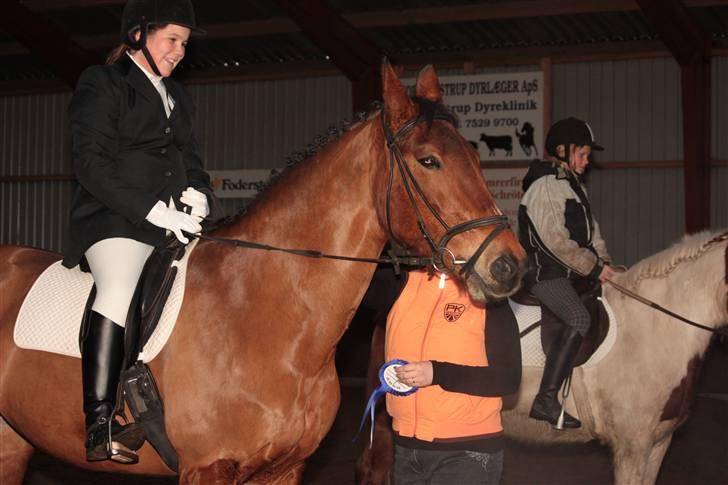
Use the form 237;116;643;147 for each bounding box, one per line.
121;0;204;75
544;117;603;162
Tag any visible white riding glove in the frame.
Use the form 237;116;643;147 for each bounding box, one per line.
145;200;202;244
180;187;210;219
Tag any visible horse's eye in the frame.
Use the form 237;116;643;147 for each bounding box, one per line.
417;156;441;170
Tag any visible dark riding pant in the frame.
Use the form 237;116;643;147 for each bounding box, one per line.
531;277;591;336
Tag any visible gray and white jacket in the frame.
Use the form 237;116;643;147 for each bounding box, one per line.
517;159;610;283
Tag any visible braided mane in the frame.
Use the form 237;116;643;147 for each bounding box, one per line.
623;229;728;284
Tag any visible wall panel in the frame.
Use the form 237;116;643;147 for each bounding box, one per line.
712;166;728;230
0;93;73;251
0;59;725;263
553;58;683;163
188;76;352;171
0;76;351;252
712;57;728;160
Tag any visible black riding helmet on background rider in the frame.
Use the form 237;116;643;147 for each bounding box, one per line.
121;0;205;76
544;117;603;174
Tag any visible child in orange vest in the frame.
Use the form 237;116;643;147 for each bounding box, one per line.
384;269;521;484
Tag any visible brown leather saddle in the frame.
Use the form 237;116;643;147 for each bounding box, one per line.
511;279;610;367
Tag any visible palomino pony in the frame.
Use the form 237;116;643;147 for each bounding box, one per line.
0;60;526;484
357;229;728;485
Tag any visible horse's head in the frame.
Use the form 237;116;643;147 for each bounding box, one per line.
374;59;526;303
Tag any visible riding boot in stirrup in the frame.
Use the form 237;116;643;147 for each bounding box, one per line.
529;325;583;429
81;311;144;463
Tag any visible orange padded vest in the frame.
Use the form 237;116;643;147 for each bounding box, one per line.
385;271;503;442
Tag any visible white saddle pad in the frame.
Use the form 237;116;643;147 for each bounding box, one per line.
510;295;618;368
13;240;198;362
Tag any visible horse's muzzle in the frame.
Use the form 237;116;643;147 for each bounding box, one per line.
477;252;526;301
490;254;521;284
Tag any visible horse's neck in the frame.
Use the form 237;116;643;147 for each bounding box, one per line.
226;121;387;256
208;121;389;353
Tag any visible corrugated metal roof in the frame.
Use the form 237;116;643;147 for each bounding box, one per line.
0;2;726;84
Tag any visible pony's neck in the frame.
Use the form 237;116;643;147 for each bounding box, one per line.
612;235;728;364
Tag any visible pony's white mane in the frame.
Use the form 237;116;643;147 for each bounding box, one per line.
623;229;728;284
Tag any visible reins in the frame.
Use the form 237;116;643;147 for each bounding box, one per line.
604;279;727;336
190;232;433;271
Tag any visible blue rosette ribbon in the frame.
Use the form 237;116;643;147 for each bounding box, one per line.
356;359;417;447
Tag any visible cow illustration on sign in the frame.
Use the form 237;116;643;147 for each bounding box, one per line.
480;133;513;156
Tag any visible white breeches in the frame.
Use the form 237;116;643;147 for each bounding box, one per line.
85;238;154;327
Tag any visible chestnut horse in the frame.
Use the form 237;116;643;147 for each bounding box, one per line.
357;229;728;485
0;60;526;484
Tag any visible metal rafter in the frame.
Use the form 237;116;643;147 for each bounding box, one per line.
4;0;728;55
271;0;383;113
0;0;100;86
18;0;728;15
637;0;712;63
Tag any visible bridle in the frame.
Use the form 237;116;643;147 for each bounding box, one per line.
381;98;510;279
192;100;510;277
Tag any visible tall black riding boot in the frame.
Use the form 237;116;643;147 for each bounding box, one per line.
82;311;144;463
529;326;583;429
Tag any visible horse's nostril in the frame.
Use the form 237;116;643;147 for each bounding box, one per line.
490;255;516;282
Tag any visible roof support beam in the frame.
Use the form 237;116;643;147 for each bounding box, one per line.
5;0;728;55
679;58;712;234
637;0;712;233
0;0;99;87
271;0;384;114
20;0;728;16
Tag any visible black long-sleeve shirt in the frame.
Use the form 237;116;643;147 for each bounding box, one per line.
360;266;522;452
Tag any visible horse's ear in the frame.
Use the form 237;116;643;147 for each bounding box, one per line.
381;57;416;132
415;64;442;103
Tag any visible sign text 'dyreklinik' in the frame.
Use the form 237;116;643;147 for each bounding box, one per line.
438;72;544;163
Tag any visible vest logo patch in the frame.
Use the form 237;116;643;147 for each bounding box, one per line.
443;303;466;322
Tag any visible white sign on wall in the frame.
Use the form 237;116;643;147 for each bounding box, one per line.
210;72;541;207
439;72;544;162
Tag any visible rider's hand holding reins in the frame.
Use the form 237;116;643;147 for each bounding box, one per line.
599;264;615;282
180;187;210;219
145;200;202;244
